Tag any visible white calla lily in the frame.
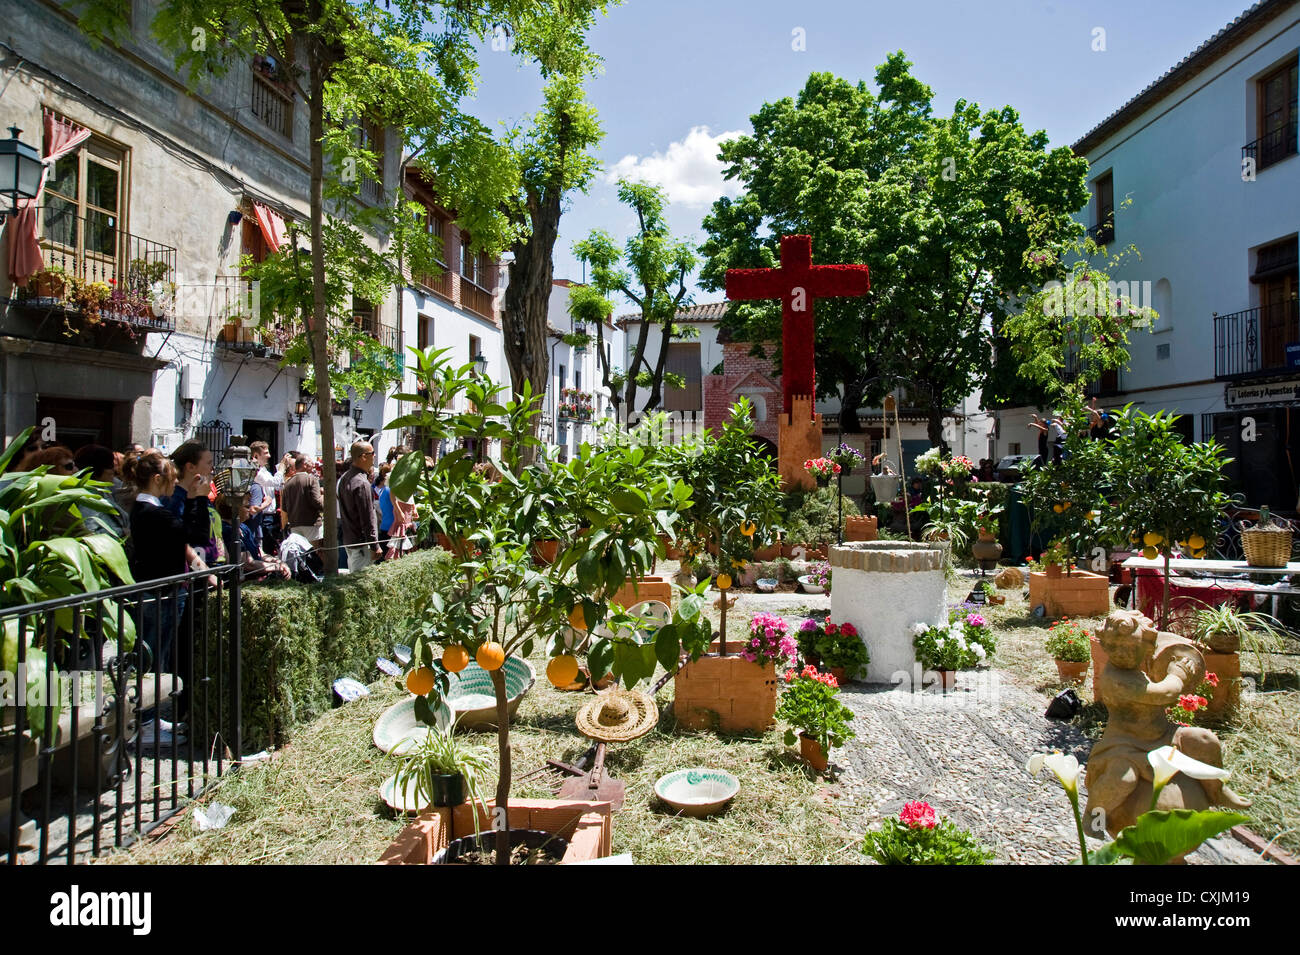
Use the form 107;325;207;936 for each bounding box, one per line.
1026;751;1081;794
1148;745;1230;789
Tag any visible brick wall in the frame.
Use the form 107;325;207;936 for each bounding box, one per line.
703;341;782;444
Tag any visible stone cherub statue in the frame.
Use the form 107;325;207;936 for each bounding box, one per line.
1084;608;1249;838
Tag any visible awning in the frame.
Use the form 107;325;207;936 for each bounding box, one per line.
6;113;91;284
252;201;287;252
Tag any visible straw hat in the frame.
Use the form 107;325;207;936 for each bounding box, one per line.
575;688;659;742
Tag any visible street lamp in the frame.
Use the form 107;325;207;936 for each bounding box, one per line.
213;436;258;506
352;406;363;429
0;127;43;218
212;436;257;765
291;399;308;435
471;352;488;376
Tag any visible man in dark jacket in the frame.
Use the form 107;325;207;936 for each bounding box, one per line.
282;453;324;543
338;441;380;572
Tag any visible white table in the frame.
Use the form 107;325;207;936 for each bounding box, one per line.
1121;556;1300;616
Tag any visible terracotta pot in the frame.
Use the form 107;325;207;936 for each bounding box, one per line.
32;272;65;299
932;668;957;692
436;533;473;558
218;322;240;343
971;533;1003;569
799;733;829;771
804;652;822;668
1054;658;1089;684
753;543;781;561
781;542;795;559
531;539;559;565
827;666;847;684
1201;650;1241;716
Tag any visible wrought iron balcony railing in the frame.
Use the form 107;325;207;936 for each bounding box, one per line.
1213;301;1300;380
1243;114;1298;171
8;209;177;332
1086;218;1114;246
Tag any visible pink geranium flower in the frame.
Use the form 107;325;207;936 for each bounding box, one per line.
899;801;938;830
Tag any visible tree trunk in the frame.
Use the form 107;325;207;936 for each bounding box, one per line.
927;403;945;449
504;192;560;458
642;317;674;414
307;42;339;575
491;666;511;865
593;315;623;427
623;311;653;416
840;377;865;434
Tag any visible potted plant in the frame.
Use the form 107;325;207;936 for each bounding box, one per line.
30;264;67;300
775;664;856;771
911;616;989;691
796;618;869;682
739;612;797;668
1189;604;1288;713
803;456;839;487
391;724;492;811
861;801;994;865
828;443;865;478
798;559;832;595
1045;618;1091;683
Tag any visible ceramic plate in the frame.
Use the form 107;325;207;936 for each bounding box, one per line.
372;698;433;755
379;773;429;813
654;768;740;817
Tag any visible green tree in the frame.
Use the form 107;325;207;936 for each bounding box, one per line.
574;180;698;419
699;57;1090;442
71;0;606;569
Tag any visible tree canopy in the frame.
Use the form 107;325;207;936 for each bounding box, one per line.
699;55;1090;441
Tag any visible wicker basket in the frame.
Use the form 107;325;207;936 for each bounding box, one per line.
1240;519;1293;568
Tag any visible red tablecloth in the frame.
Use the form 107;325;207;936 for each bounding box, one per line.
1134;568;1250;620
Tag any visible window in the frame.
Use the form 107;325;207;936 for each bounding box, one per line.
558;364;566;389
1254;236;1299;371
1089;171;1113;244
1156;342;1170;360
357;118;385;203
575;369;582;392
250;51;294;139
1008;442;1021;456
42;134;126;283
1256;58;1298;170
353;296;377;337
664;342;702;411
417;314;430;351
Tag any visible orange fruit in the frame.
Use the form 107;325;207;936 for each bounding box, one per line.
476;641;506;671
568;605;588;630
1141;546;1158;561
1188;533;1206;550
716;573;732;591
740;521;756;537
1062;501;1072;510
1053;504;1063;514
441;645;469;673
406;665;436;696
1143;532;1163;547
546;654;579;688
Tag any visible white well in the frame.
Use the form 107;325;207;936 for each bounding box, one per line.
829;541;949;684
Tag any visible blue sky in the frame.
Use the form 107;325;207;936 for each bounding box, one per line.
466;0;1253;307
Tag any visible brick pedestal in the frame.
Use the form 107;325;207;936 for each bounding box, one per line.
778;395;822;492
1029;569;1110;618
674;656;778;732
608;576;672;609
844;515;878;541
378;798;612;865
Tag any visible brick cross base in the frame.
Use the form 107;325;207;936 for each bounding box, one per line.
778;394;822;491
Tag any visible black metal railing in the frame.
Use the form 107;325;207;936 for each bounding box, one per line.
251;73;294;139
2;565;242;865
9;209;177;332
1086;218;1114;245
1243;115;1298;171
1214;301;1300;379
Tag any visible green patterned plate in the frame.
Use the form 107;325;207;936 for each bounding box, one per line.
654;768;740;817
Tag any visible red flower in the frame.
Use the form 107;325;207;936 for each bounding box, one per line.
785;669;796;683
825;623;839;636
1205;672;1220;687
899;801;938;830
841;622;858;637
1177;694;1205;711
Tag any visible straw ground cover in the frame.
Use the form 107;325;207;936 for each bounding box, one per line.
104;642;860;865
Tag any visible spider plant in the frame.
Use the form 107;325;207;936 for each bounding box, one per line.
1190;604;1290;678
392;724;493;821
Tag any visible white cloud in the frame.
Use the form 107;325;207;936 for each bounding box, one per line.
605;126;744;207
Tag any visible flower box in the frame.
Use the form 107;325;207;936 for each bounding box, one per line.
844;515;878;541
673;655;779;732
378;798;612;865
1201;651;1241;716
1028;568;1109;618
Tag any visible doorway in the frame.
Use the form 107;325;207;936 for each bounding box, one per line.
35;397;119;452
241;419;280;460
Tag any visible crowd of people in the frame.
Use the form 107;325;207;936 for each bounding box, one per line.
1027;397;1116;467
12;434;420;749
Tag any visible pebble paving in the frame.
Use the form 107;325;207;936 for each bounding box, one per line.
721;589;1266;865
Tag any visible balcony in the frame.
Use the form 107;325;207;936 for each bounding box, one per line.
212;275;302;359
1086;219;1114;246
415;263;453;301
7;209;177;333
461;277;494;320
1243;115;1298;172
1213;301;1300;380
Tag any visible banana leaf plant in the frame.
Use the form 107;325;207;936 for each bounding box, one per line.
0;428;136;734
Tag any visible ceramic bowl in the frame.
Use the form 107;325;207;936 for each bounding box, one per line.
798;575;824;594
755;578;778;593
444;656;536;731
655;768;740;817
379;773;428;813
